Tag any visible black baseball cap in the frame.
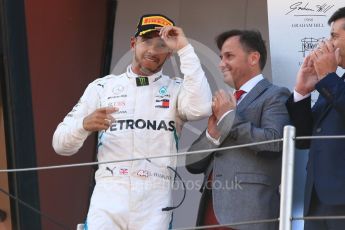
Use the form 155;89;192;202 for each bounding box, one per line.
134;14;175;37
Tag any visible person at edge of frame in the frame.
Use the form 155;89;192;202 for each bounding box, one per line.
286;7;345;230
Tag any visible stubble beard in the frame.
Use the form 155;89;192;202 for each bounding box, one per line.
133;53;167;76
131;41;172;75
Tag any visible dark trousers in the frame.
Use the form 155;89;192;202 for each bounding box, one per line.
304;189;345;230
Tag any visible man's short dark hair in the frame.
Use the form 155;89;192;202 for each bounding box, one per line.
216;30;267;70
328;7;345;27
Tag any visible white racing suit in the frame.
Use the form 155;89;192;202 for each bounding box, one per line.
52;44;212;230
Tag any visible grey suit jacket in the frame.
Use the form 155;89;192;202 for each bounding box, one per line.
186;79;290;230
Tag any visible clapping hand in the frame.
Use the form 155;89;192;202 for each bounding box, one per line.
207;90;236;139
295;55;318;96
212;90;236;120
311;39;338;80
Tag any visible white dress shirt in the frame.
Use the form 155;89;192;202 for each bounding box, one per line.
293;90;310;102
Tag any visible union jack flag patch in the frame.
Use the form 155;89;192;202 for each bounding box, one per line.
119;168;129;175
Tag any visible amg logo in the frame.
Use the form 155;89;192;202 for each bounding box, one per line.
110;119;175;131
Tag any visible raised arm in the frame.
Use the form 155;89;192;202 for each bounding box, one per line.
159;26;212;121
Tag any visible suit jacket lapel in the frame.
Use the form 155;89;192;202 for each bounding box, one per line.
237;78;271;112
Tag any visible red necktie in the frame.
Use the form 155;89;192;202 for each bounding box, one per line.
234;90;246;101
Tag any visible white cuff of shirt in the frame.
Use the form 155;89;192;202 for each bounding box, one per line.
293;90;311;102
205;109;233;146
206;129;220;146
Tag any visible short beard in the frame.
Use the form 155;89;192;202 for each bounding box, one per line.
139;62;164;76
134;54;169;76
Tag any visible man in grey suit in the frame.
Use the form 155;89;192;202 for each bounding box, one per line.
186;30;290;230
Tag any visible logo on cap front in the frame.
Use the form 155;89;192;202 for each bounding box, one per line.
142;16;173;27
